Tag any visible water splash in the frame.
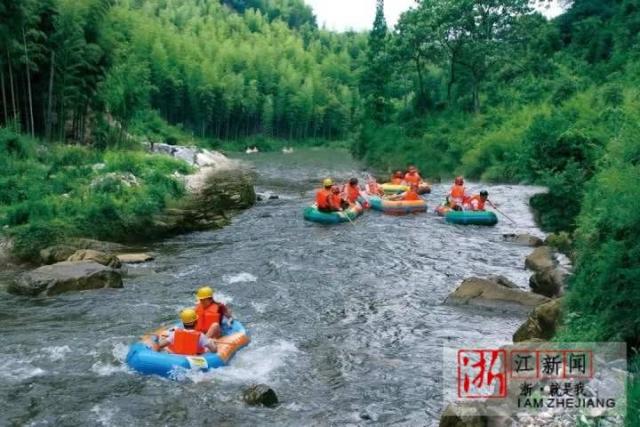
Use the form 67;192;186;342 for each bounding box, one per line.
224;272;258;284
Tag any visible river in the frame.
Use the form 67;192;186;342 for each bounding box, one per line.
0;148;546;426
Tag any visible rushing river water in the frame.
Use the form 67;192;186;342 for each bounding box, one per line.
0;149;547;426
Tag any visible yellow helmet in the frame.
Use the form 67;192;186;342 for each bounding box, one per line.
196;286;214;300
180;308;198;325
323;178;333;187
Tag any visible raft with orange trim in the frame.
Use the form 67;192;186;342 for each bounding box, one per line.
368;196;427;215
126;321;250;379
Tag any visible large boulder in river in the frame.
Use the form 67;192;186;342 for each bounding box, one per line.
446;277;550;310
524;246;556;272
117;253;154;264
9;261;123;296
67;249;121;268
513;298;563;342
529;267;567;298
40;245;78;264
242;384;278;407
502;233;543;247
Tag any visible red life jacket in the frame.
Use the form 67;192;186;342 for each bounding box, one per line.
403;189;420;201
466;195;486;211
195;303;222;334
169;329;203;356
450;184;466;199
316;189;332;209
404;172;421;185
345;185;360;203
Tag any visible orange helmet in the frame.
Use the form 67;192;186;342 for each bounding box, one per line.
455;176;464;185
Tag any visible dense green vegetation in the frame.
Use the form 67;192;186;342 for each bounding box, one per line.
0;0;364;258
0;126;191;260
356;1;640;423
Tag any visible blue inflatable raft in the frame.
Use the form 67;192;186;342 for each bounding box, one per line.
126;320;250;379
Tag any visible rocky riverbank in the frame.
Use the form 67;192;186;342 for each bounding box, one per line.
440;232;570;426
5;143;256;296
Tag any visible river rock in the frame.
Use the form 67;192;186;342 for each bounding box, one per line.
439;403;487;427
502;233;543;247
544;232;574;258
513;298;563;342
9;261;123;296
529;267;567;298
446;277;551;310
242;384;278;407
117;253;154;264
524;246;556;272
40;245;78;264
67;249;121;269
69;238;128;253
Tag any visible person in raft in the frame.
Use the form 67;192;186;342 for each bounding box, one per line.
447;176;468;210
389;183;421;201
344;178;361;204
153;308;218;355
403;165;423;186
464;190;494;211
194;286;233;339
365;175;384;196
390;170;405;185
331;184;350;210
316;178;341;212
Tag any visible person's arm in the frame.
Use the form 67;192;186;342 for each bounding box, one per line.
154;331;173;351
201;335;217;353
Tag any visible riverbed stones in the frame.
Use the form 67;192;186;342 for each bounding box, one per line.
439;403;487;427
116;253;154;264
446;277;551;310
524;246;556;272
242;384;278;407
502;233;543;247
67;249;121;269
529;267;567;298
513;298;563;342
9;261;123;296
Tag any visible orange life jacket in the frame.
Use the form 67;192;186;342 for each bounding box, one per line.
316;189;332;209
403;189;420;201
466;195;486;211
345;185;360;203
390;177;403;185
169;329;203;356
330;193;343;209
450;184;466;199
404;172;421;185
195;303;221;334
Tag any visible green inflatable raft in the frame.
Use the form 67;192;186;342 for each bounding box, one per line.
445;210;498;226
303;203;364;225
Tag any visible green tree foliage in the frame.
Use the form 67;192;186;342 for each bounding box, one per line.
361;0;391;124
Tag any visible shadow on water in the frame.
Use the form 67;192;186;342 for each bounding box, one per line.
0;148;546;426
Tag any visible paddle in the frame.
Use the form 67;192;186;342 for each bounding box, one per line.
339;207;357;226
488;200;517;225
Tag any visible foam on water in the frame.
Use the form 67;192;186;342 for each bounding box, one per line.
0;357;46;382
90;342;131;377
40;345;72;362
187;339;298;384
224;272;257;284
250;301;267;313
91;404;119;427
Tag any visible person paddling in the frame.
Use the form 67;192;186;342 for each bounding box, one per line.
388;183;421;201
464;190;493;211
365;175;384;196
194;286;233;339
344;178;364;205
154;308;217;355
